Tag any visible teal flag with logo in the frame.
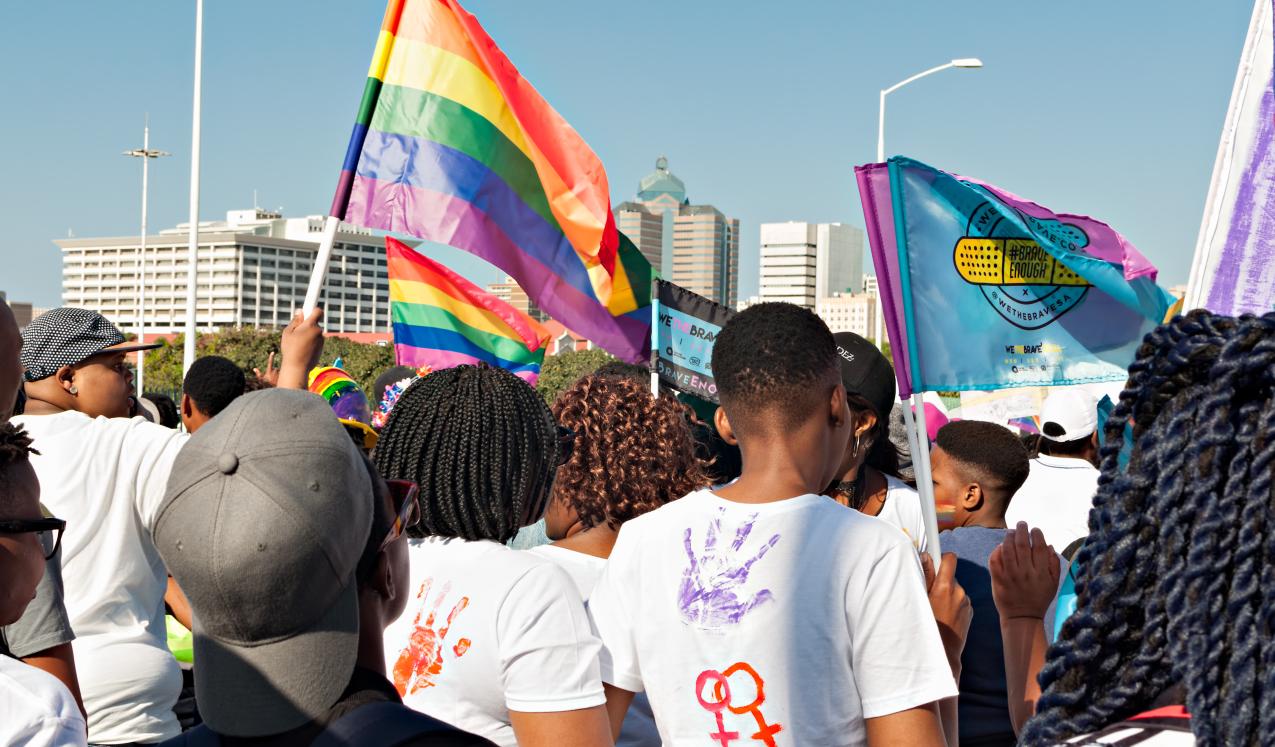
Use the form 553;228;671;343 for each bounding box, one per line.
856;157;1177;394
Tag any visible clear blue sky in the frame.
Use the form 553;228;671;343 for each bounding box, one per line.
0;0;1252;308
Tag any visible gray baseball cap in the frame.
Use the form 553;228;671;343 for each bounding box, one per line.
154;388;373;736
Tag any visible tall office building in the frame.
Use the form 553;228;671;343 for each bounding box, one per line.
758;222;864;309
672;205;739;308
614;201;664;270
817;292;877;339
56;208;408;334
485;275;546;322
613;156;739;306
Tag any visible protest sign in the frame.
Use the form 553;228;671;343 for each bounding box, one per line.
654;280;734;403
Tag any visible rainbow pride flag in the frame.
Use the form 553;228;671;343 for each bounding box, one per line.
386;237;549;383
331;0;652;363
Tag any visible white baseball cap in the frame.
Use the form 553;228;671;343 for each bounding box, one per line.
1039;389;1099;442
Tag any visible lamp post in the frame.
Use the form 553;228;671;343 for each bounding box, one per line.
183;0;204;374
123;117;170;397
873;58;983;348
873;58;982;564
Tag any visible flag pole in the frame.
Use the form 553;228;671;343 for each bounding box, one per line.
902;394;941;566
650;293;659;397
302;215;340;314
182;0;204;375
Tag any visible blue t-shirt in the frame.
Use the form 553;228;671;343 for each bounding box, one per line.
939;526;1016;746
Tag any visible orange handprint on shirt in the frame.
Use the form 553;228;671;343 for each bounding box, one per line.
392;577;472;696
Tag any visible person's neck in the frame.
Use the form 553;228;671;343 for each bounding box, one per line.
20;398;66;416
957;513;1007;530
552;523;619;560
717;439;830;505
355;601;387;676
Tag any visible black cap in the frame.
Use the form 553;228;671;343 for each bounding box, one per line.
833;332;896;419
21;308;162;382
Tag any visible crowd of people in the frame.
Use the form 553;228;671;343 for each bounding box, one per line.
0;295;1269;746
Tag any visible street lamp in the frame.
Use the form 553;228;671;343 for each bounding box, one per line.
873;58;983;346
123;117;170;397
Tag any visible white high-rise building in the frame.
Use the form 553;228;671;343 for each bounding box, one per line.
817;292;878;340
56;208;412;334
758;222;864;309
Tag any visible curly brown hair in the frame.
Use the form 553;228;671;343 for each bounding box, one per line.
551;374;709;530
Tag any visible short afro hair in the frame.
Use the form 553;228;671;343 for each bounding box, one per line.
711;302;839;432
935;420;1031;500
182;356;247;419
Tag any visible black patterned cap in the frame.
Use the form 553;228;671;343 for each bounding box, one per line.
21;307;161;382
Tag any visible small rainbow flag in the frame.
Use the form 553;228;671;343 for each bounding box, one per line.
386;237;549;383
331;0;652;363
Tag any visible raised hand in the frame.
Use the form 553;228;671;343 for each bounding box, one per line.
989;522;1061;620
392;577;472;696
252;351;279;387
678;508;781;629
276;307;325;390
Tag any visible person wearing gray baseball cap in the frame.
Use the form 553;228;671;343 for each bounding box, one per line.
154;388;491;746
12;307;327;743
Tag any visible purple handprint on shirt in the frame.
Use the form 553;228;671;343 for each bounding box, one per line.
678;508;781;629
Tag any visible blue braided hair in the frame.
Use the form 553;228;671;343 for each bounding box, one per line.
1022;310;1275;745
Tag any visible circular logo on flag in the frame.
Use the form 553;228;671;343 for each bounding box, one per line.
953;202;1092;331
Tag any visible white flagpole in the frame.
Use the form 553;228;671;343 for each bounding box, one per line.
902;393;942;566
182;0;204;375
302;215;340;314
650;295;660;396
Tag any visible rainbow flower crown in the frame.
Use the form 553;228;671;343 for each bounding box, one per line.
372;366;432;430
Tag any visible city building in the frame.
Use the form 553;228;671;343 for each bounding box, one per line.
817;292;878;340
55;208;411;334
0;292;39;327
672;205;740;308
485;275;546;322
863;274;879;297
758;222;864;309
614;201;665;270
613;157;740;306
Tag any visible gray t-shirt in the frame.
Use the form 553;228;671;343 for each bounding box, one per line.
0;540;74;659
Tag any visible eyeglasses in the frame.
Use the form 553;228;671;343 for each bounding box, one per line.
0;518;67;560
378;479;420;551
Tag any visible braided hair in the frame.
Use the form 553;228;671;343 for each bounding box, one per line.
0;422;37;496
1022;310;1275;745
372;365;559;544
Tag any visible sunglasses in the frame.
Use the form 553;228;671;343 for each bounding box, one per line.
379;479;421;551
0;518;67;560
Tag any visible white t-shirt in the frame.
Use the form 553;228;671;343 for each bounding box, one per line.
876;474;929;554
384;537;606;747
0;651;88;746
12;412;186;743
589;490;958;746
527;544;661;747
1006;454;1101;552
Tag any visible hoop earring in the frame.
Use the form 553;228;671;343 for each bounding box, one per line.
853;436;861;459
